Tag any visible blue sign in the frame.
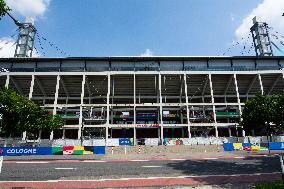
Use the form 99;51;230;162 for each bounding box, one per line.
119;138;132;146
0;147;52;156
269;142;284;150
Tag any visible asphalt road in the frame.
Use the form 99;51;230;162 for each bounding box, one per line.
0;156;281;181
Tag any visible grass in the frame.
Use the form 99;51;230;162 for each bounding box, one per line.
255;181;284;189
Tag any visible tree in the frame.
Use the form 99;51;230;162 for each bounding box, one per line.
240;93;277;136
0;0;10;19
0;88;64;139
273;91;284;134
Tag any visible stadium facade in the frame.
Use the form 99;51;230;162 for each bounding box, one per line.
0;56;283;144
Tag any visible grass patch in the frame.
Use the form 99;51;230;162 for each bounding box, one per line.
255;180;284;189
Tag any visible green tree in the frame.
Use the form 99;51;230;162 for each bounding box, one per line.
0;88;64;139
240;93;277;136
273;91;284;134
0;0;10;19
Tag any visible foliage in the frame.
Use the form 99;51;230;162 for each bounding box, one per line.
0;0;10;19
240;92;284;135
0;88;64;138
255;180;283;189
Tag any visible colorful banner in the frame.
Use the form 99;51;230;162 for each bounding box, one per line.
223;143;268;151
163;138;185;145
0;146;106;156
269;142;284;150
0;147;52;156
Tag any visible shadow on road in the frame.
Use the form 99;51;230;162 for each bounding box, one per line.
165;156;281;188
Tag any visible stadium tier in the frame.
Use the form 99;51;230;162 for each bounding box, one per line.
0;56;283;144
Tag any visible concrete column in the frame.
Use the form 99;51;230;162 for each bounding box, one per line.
78;74;85;140
258;74;264;95
158;73;163;144
22;75;35;140
106;73;110;143
234;73;245;137
228;127;232;137
184;74;191;138
209;74;218;137
5;75;9;88
133;73;137;145
62;129;65;139
50;75;60;140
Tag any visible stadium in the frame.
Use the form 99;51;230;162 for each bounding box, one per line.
0;56;283;145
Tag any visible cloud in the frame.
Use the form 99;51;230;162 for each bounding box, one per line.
0;37;40;58
5;0;51;18
236;0;284;40
140;49;153;57
0;37;16;58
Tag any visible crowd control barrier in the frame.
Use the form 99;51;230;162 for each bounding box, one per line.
0;146;106;156
269;142;284;150
224;142;272;151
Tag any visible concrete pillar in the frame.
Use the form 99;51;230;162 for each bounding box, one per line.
5;75;9;88
133;74;137;145
234;73;245;137
78;74;85;140
158;73;163;144
50;75;60;140
209;74;218;137
228;127;232;137
183;74;191;138
23;75;35;140
106;73;110;143
258;74;264;95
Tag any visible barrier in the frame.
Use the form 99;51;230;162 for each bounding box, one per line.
0;147;52;156
269;142;284;150
0;146;106;156
223;143;269;151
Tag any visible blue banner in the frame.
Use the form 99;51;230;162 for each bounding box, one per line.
93;146;106;154
269;142;284;150
223;143;234;151
119;138;132;146
0;147;52;156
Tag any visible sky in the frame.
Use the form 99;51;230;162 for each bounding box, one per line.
0;0;284;57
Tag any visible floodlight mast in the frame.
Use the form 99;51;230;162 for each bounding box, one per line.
250;17;273;56
5;11;37;57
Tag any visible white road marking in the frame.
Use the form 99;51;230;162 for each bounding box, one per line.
130;160;149;162
142;166;162;168
170;159;186;161
16;161;49;164
55;168;76;170
234;156;245;159
83;160;106;163
203;158;218;160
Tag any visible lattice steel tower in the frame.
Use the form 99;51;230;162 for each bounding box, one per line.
250;17;273;56
14;17;37;57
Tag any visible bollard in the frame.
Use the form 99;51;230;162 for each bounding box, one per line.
0;156;3;174
138;145;141;154
124;145;127;155
111;147;114;155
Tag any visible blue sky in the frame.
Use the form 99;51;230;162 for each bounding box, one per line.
1;0;284;57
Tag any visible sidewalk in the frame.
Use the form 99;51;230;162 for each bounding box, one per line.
2;145;281;161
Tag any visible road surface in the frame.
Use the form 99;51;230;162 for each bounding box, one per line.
0;155;281;188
